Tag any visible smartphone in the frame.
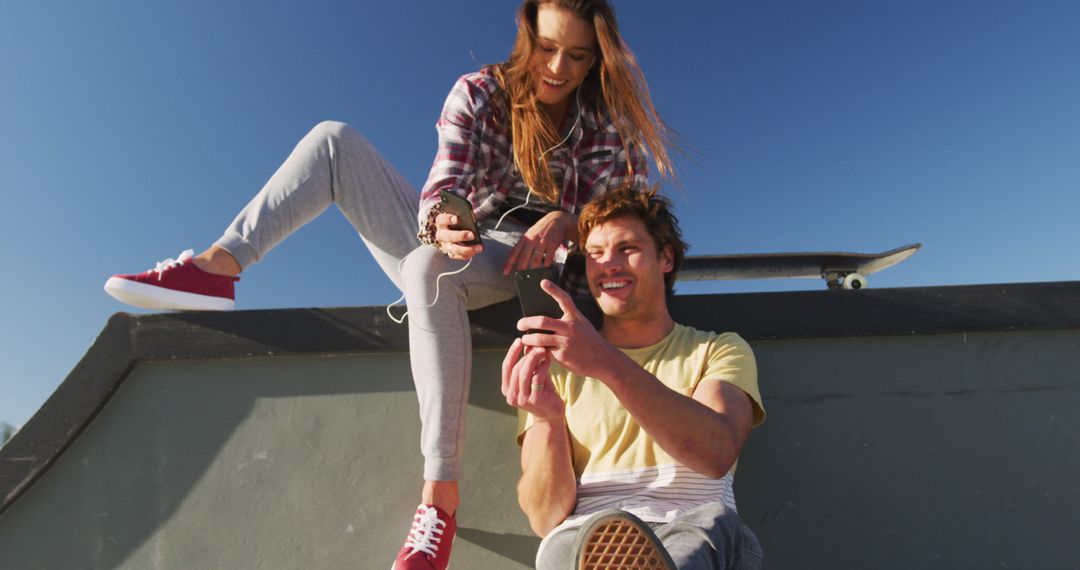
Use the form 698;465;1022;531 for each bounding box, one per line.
515;266;562;334
439;190;482;247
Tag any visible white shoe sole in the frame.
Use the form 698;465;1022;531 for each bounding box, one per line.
104;277;235;311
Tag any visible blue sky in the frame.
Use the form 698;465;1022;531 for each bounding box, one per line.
2;1;1078;429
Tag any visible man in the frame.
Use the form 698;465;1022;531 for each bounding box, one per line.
502;188;766;569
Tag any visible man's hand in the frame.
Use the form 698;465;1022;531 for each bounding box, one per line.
516;279;621;380
504;336;578;537
502;339;565;421
516;279;755;479
434;212;483;260
502;211;577;275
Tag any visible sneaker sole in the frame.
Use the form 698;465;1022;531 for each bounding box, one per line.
574;511;675;570
104;277;235;311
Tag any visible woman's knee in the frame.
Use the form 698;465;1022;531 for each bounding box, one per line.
309;120;350;140
305;120;372;152
401;247;466;298
404;246;452;279
401;246;515;311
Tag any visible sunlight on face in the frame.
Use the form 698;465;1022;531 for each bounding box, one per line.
584;216;674;321
532;4;596;109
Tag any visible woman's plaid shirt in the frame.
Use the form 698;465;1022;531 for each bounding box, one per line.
418;67;649;293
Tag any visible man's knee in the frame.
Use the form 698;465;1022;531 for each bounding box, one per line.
657;504;763;570
534;526;577;570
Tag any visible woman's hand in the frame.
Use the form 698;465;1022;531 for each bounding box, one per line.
434;212;484;260
503;211;578;275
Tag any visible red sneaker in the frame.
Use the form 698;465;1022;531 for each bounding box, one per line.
104;249;238;311
392;504;457;570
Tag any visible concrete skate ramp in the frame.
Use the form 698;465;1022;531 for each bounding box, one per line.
1;282;1079;568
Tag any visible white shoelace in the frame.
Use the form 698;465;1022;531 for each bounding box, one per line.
150;249;195;280
403;505;447;558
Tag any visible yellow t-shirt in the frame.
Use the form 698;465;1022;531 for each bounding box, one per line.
519;323;764;523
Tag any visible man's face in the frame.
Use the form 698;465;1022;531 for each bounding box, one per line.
583;215;673;322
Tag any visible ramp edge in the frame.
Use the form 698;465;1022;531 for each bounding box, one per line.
3;280;1080;516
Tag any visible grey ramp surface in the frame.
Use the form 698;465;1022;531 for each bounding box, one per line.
2;281;1080;568
741;330;1080;569
0;351;538;569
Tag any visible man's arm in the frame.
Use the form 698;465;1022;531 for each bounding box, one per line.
518;417;577;536
598;355;754;479
518;281;755;479
502;339;577;536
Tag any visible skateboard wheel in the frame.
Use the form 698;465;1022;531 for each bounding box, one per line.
843;273;866;290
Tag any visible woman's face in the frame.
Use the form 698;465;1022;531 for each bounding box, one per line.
531;4;597;108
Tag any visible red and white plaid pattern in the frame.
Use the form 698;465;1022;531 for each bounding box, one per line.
417;66;649;295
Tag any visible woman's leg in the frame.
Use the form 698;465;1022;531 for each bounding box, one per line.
214;120;421;286
389;224;524;568
104;120;421;311
401;223;524;487
217;121;532;501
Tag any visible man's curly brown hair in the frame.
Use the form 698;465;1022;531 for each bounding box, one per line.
577;186;688;295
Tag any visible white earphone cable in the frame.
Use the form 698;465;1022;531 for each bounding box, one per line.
386;88;583;324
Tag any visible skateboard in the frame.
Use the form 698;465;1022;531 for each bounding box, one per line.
677;243;921;289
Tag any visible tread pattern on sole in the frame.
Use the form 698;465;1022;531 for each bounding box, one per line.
579;517;671;570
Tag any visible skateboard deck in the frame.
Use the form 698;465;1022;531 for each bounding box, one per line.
676;243;920;289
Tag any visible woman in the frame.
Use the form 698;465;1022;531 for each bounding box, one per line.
104;1;672;567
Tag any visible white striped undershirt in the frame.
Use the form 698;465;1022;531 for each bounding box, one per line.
565;463;736;526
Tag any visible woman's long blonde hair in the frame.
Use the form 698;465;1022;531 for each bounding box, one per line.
493;0;674;205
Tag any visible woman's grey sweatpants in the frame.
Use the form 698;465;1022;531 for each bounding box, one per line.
214;121;525;481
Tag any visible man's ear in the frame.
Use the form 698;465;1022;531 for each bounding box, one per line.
660;244;674;273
